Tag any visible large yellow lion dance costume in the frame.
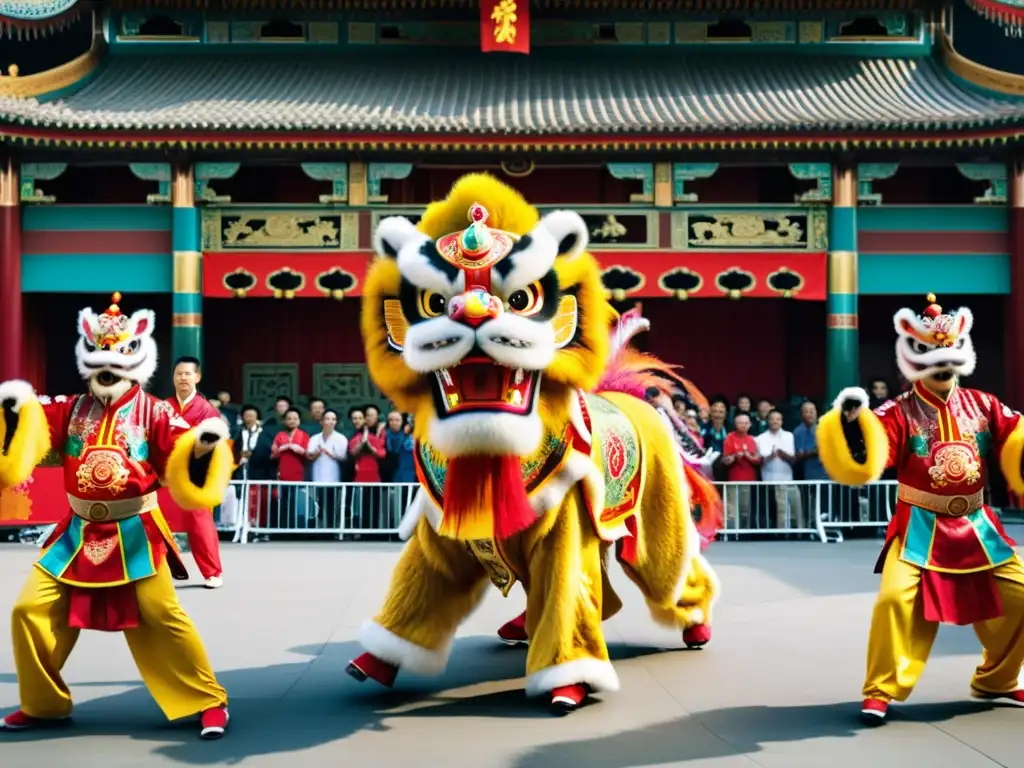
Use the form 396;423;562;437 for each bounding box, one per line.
345;174;720;713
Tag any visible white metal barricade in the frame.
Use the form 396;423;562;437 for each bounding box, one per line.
233;479;420;542
715;480;828;541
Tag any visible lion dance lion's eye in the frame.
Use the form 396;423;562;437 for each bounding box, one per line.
418;290;447;318
507;283;544;315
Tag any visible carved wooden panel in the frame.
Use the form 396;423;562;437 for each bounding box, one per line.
312;364;390;415
202;208;360;251
242;364;298;415
670;209;828;251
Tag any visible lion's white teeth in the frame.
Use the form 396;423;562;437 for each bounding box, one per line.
514;368;524;385
441;368;453;386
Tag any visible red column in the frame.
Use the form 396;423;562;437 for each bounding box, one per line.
1008;159;1024;407
0;158;21;381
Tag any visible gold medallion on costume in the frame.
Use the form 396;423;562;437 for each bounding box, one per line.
76;449;130;495
83;536;118;565
928;441;981;489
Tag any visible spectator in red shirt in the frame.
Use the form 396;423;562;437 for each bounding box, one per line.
159;356;225;589
722;412;760;529
271;408;309;529
348;415;386;483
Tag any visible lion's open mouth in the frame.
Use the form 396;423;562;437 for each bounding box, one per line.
94;370;123;387
430;359;541;419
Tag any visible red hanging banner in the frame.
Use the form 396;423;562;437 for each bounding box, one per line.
480;0;530;54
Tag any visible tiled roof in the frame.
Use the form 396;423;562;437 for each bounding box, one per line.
2;50;1022;136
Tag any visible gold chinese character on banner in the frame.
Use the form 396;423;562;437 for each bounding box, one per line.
491;0;518;44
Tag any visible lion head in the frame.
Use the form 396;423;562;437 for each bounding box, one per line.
893;293;975;394
361;173;612;459
76;292;158;404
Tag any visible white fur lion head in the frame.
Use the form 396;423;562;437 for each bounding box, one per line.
893;294;976;384
76;293;158;403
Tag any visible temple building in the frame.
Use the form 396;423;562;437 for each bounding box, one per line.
1;0;1023;415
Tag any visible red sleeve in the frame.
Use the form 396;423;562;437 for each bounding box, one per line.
872;399;906;469
722;434;735;455
348;434;363;456
296;430;310;449
369;431;386;458
746;438;761;465
40;395;78;451
983;393;1023;455
271;431;287;457
148;399;192;477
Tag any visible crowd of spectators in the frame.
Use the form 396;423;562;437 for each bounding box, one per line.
205;376;904;535
208;392;418;534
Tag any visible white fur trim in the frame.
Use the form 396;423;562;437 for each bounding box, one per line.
194;417;230;443
528;451;594;515
0;380;36;412
374;216;422;259
402;318;477;373
427;411;543;457
398;489;427;541
524;658;620;697
477;314;557;372
358;620;451;676
831;386;869;413
495;211;589;291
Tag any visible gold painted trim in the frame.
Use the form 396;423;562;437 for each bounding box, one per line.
172;164;195;208
827;313;858;329
0;158;17;207
349;162;368;206
828;250;858;294
654;162;672;207
833;163;857;208
940;32;1024;98
172;313;203;327
898;483;982;517
173;250;202;294
0;16;105;100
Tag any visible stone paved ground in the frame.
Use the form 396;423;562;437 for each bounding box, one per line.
2;534;1024;767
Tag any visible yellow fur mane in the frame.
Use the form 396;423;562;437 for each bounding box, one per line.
362;173;613;442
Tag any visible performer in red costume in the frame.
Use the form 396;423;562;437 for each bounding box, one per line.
159;356;225;589
0;294;235;739
817;293;1024;724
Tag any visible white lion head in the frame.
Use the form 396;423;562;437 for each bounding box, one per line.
893;294;976;385
75;293;158;403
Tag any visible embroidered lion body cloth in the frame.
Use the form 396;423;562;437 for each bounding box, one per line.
350;173;720;702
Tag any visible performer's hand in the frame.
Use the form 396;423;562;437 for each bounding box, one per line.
192;418;229;458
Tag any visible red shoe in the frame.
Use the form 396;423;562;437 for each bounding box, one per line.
971;688;1024;705
0;709;70;730
550;684;588;715
683;623;712;649
860;698;888;723
497;612;529;646
199;706;229;740
346;652;399;687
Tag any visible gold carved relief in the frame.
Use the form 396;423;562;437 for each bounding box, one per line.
220;214;341;249
687;213;806;248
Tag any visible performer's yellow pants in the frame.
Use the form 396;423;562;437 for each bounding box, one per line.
11;562;228;721
863;540;1024;702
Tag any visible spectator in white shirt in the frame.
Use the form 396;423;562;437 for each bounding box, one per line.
755;410;804;530
307;409;348;528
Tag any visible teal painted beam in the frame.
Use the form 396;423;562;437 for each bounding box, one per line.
828;207;857;251
172;293;203;314
172;207;201;251
23;254;172;293
858;206;1008;232
23;205;173;232
860;254;1010;295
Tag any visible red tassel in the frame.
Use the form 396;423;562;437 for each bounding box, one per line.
440;455;536;540
683;464;723;550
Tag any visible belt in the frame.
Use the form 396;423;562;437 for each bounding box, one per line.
898;484;983;518
67;492;158;523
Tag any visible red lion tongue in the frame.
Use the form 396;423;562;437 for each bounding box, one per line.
439;455;536;540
